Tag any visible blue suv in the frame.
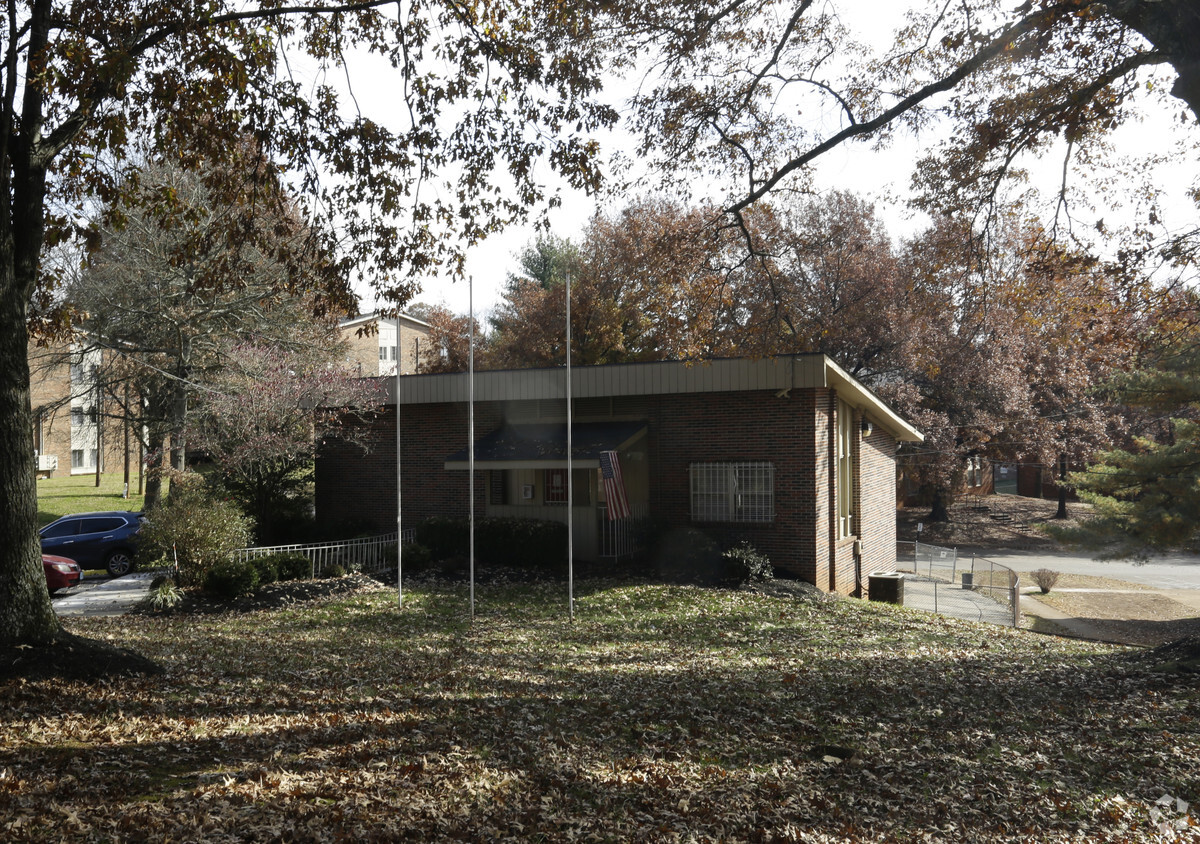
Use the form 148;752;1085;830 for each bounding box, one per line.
39;511;144;577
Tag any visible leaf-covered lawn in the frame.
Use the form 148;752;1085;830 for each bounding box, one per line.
4;578;1199;842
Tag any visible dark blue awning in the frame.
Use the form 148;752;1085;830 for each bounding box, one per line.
444;421;646;469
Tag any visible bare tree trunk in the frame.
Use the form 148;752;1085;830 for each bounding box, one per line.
928;488;950;523
1056;453;1069;519
143;424;168;511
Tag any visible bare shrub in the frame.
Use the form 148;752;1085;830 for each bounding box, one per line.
1031;568;1060;594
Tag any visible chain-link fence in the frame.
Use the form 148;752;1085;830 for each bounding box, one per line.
893;541;1021;627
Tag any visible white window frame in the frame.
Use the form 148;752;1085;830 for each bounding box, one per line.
689;462;774;523
837;399;856;539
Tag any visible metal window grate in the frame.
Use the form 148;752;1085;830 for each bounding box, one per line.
689;462;774;523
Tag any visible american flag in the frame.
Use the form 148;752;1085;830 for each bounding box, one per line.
599;450;631;521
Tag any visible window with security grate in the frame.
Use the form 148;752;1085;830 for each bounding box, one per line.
689;462;774;523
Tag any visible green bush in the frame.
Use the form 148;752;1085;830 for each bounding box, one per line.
415;516;568;569
397;543;434;572
271;553;313;581
722;542;774;584
477;518;567;568
138;479;255;587
250;556;279;585
414;517;470;560
203;558;260;599
323;563;346;578
653;527;724;585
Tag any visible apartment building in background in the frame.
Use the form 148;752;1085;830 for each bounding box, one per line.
29;339;125;478
339;312;432;378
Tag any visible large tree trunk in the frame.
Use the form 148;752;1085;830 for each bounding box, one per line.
0;0;63;647
0;282;60;647
928;488;950;523
1102;0;1200;121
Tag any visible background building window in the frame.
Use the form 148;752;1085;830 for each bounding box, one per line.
689;462;774;522
71;449;84;469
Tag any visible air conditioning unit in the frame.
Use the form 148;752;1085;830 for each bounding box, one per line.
36;454;58;472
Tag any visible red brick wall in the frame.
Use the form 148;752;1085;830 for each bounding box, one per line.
643;390;828;579
316;386;900;593
316;403;496;533
857;423;899;589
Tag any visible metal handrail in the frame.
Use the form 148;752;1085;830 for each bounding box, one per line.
235;529;414;578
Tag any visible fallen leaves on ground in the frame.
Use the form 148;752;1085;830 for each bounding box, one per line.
2;576;1199;842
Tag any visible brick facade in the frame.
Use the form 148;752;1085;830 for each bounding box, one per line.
316;382;908;595
28;339;126;478
340;314;430;377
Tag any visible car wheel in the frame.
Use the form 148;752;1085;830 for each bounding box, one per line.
105;551;134;578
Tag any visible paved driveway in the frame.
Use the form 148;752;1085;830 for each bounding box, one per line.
52;572;154;617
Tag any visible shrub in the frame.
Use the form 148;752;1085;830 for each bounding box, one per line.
139;478;254;587
476;518;567;569
203;558;260;599
250;556;279;585
653;527;724;585
323;563;346;578
272;553;313;581
147;576;184;611
415;516;568;569
415;516;470;560
723;542;774;584
397;543;434;573
1031;568;1060;594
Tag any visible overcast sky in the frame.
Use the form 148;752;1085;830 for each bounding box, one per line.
330;3;1198;318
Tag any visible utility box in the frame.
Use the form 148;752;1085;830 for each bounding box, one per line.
961;572;974;589
869;571;905;605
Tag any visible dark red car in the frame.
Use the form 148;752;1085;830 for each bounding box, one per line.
43;554;82;593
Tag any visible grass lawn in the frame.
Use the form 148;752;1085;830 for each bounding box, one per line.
35;473;146;526
5;578;1199;841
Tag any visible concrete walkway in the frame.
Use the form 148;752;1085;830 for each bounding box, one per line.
52;572;154;617
901;577;1016;627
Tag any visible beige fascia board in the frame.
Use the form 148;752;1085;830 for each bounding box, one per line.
820;357;924;442
391;356;923;443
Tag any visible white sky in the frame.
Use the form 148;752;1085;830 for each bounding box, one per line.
331;3;1198;317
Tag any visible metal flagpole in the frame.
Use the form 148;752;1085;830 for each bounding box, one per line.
566;272;574;623
403;316;408;607
469;277;476;622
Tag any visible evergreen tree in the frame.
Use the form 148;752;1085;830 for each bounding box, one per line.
1054;341;1200;557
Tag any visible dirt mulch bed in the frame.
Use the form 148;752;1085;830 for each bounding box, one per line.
131;572;389;616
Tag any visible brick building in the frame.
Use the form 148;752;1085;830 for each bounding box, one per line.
315;356;922;594
339;312;431;377
28;338;126;478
